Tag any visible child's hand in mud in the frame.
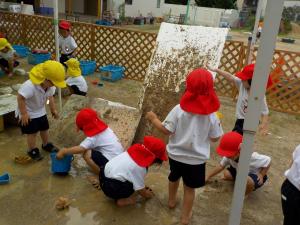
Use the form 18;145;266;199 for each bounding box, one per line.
56;148;66;159
145;186;154;198
145;111;157;122
20;113;30;126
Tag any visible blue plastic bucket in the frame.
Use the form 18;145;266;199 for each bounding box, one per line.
12;45;29;58
50;153;73;174
99;65;125;82
0;172;10;184
28;52;51;65
80;60;96;76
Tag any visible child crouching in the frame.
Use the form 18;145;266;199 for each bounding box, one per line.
206;131;271;195
100;136;167;207
65;58;88;96
56;108;124;175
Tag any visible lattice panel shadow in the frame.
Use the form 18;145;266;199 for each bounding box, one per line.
215;41;245;98
24;15;55;52
93;26;157;80
71;22;93;60
0;12;22;44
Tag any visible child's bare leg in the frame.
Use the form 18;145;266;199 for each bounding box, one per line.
223;170;234;181
83;150;100;175
181;184;195;225
169;180;180;208
245;176;255;195
40;130;49;146
27;133;37;149
116;195;136;207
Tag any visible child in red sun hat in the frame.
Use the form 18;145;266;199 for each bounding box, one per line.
100;136;168;206
59;20;77;65
208;64;272;135
56;108;124;174
146;68;223;225
206;131;271;195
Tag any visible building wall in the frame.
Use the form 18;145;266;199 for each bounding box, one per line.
72;0;84;13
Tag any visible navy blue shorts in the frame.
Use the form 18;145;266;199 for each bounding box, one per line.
91;150;109;170
227;166;268;190
20;115;49;134
232;119;244;135
100;167;134;200
168;157;206;188
68;85;87;96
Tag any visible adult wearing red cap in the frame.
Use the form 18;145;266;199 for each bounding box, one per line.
146;68;223;225
100;136;168;206
208;63;271;135
206;131;271;195
58;20;77;65
56;108;124;175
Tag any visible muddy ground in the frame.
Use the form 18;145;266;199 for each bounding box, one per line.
0;58;299;225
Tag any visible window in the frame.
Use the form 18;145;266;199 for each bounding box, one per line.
125;0;133;5
165;0;188;5
157;0;161;8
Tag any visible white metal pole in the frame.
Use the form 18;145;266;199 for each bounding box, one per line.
53;0;62;112
228;0;285;225
248;0;263;64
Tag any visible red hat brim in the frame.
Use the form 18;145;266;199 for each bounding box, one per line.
216;145;239;157
180;90;220;115
82;119;108;137
127;144;156;167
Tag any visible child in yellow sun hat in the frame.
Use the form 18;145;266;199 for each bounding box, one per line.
0;38;20;77
16;60;66;161
65;58;88;96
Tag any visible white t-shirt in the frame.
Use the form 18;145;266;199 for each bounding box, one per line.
285;144;300;191
162;104;223;165
0;49;15;60
66;76;88;93
233;76;269;119
80;128;124;160
104;152;147;191
220;152;271;174
16;80;56;119
59;35;77;55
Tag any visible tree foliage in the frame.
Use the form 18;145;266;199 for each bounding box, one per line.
195;0;237;9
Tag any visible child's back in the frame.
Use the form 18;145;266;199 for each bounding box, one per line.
163;104;221;165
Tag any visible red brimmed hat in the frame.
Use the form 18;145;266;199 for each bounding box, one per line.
236;64;273;88
76;108;108;137
216;131;243;157
59;20;71;30
127;136;167;167
180;68;220;115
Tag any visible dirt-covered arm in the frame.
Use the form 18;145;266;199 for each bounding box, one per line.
146;111;172;135
206;164;225;182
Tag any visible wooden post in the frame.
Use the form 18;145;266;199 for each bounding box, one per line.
0;116;4;132
97;0;101;18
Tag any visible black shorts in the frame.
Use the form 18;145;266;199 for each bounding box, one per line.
20;115;49;134
0;58;19;71
281;179;300;225
68;85;87;96
168;157;206;188
60;53;73;65
91;150;109;170
100;168;134;200
232;119;244;135
227;166;268;190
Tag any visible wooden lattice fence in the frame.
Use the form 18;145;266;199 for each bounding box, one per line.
1;11;300;114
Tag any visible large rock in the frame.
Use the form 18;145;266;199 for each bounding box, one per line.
50;95;142;150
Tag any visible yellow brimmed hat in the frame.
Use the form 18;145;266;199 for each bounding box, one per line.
29;60;66;88
65;58;81;77
0;38;13;51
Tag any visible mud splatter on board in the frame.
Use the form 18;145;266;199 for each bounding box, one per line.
136;23;228;140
